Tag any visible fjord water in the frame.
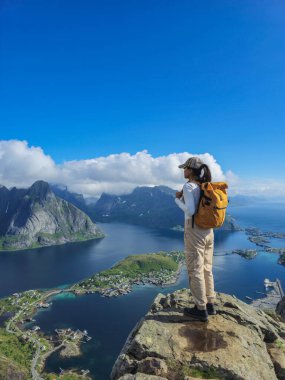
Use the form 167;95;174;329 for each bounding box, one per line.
1;203;285;379
229;202;285;233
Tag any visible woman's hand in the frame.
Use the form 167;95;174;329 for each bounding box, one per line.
176;190;183;199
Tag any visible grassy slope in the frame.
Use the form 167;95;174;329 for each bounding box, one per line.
0;328;33;379
73;251;182;289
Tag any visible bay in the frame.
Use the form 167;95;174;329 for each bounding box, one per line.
1;203;285;379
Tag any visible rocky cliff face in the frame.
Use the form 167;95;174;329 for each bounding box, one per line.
50;183;90;214
91;186;238;231
111;289;285;380
0;181;103;250
277;297;285;321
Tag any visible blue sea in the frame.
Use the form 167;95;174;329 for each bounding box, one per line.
0;202;284;379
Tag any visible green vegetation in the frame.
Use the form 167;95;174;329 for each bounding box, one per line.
103;252;179;276
0;328;34;379
0;354;28;380
166;358;223;379
0;289;43;315
188;367;223;379
0;235;30;250
275;339;285;353
0;229;104;252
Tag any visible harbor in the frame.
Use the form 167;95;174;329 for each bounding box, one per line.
250;278;284;310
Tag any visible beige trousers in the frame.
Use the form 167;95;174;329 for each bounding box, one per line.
184;218;216;310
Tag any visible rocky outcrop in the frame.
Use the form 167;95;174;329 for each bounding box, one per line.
0;181;104;250
111;289;285;380
277;296;285;321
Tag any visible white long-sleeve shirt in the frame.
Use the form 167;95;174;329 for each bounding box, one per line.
175;181;201;220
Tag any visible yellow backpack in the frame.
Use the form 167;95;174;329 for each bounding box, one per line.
193;182;229;229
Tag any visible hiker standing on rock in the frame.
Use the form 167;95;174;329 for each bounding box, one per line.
175;157;217;322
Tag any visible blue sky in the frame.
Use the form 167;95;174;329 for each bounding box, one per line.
0;0;285;183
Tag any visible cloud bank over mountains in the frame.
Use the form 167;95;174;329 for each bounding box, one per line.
0;140;283;199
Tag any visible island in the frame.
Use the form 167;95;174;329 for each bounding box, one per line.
231;249;257;259
243;227;285;266
245;227;285;249
266;247;285;255
248;236;270;247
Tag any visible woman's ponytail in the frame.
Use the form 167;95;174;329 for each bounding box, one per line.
190;163;212;183
200;164;212;183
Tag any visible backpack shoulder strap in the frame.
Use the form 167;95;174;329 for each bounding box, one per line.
192;181;203;228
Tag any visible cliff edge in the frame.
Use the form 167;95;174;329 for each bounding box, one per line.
110;289;285;380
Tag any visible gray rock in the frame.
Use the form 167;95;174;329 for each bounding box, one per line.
276;296;285;321
110;289;285;380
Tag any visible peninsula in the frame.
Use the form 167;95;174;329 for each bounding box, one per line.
71;250;185;297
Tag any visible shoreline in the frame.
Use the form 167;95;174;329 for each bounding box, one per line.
0;233;105;253
0;250;185;379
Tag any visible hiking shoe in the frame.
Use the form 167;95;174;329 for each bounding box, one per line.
183;305;208;322
206;303;217;315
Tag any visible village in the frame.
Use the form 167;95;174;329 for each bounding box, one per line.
72;263;184;297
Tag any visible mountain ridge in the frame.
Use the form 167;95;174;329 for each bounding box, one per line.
0;180;104;251
91;185;239;231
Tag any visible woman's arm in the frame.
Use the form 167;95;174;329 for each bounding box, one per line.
175;183;197;217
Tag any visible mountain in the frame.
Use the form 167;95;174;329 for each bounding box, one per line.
111;289;285;380
91;185;239;231
0;181;104;251
50;183;89;213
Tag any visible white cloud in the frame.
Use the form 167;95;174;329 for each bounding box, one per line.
0;140;58;188
228;175;285;198
0;139;284;199
58;150;227;197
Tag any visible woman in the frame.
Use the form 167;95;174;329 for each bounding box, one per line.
175;157;216;322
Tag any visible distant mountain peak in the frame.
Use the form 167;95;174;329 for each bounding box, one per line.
28;180;53;201
92;184;238;231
